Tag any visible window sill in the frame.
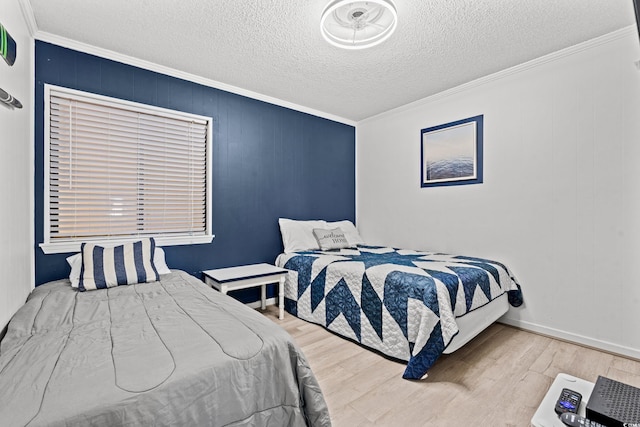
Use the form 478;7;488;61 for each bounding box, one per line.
39;235;215;254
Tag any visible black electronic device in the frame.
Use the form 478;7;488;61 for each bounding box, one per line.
556;388;583;415
586;376;640;427
0;87;22;109
560;412;606;427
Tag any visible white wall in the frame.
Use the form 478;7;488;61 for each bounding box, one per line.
0;0;33;330
356;28;640;359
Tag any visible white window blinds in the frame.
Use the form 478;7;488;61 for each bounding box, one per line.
42;85;212;252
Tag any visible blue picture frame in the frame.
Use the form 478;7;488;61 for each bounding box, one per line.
420;115;483;188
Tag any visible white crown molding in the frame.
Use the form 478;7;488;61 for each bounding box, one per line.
21;0;635;129
32;31;356;127
17;0;38;36
358;26;638;125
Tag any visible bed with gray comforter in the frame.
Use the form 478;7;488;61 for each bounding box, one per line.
0;270;331;426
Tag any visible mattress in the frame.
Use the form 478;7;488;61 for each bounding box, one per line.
276;245;523;379
0;270;331;426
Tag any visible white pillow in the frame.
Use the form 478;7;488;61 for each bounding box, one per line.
278;218;328;253
67;253;82;288
67;246;171;288
153;247;171;275
326;220;364;246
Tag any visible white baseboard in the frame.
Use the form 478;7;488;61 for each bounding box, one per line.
499;317;640;361
246;297;278;310
243;302;640;362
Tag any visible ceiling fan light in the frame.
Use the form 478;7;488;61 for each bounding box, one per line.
320;0;398;50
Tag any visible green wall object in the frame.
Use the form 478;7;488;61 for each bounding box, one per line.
1;22;17;66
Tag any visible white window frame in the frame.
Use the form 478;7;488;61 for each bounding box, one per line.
40;84;214;254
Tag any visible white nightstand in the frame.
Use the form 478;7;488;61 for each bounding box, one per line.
531;373;595;427
203;263;289;320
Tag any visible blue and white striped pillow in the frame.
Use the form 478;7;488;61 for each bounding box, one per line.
78;238;160;291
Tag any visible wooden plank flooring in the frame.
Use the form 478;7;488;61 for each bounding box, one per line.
261;307;640;426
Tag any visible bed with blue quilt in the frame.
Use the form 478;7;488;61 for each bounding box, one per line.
275;245;523;380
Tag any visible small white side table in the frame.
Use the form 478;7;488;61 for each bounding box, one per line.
203;263;289;320
531;373;595;427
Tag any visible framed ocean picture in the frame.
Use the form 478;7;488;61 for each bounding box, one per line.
420;115;483;188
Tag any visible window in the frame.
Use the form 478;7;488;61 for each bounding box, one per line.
40;85;213;254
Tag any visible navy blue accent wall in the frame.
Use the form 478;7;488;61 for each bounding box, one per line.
34;41;355;303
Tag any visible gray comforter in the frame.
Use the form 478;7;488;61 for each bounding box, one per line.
0;270;331;426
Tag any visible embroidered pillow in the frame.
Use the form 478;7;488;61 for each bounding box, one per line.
78;238;159;291
312;228;352;251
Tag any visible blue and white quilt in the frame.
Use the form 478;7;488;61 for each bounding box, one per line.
275;245;523;380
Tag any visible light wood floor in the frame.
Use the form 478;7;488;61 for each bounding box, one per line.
262;306;640;427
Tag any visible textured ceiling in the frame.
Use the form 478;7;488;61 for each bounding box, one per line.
27;0;637;122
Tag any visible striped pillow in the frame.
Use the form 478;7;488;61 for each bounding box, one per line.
78;238;160;291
